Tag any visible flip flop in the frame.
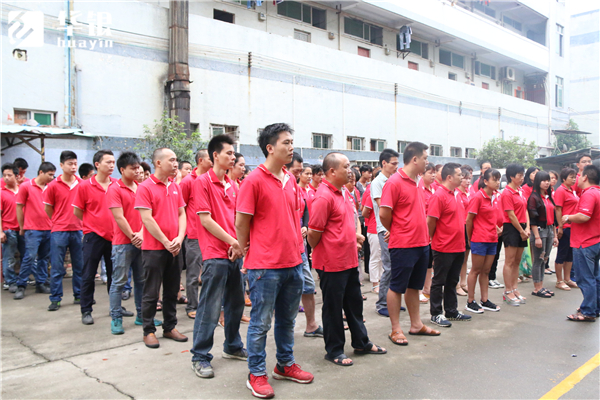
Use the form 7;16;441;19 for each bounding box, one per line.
187;311;196;319
567;312;596;322
408;325;441;336
324;353;353;366
388;331;408;346
531;290;551;298
177;295;188;304
354;343;387;355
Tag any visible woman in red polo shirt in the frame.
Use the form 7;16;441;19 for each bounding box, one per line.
227;153;246;189
419;163;436;303
456;167;471;297
501;164;530;306
554;168;579;290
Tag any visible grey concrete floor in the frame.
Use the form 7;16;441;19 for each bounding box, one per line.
1;249;599;400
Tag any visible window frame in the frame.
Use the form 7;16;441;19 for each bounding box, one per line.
450;147;462;158
555;76;564;108
370;139;386;152
465;148;477;159
344;17;384;46
398;141;409;154
209;123;240;142
440;49;465;69
430;144;443;157
556;24;564;57
276;1;327;30
312;133;332;149
14;109;55;126
347;136;364;151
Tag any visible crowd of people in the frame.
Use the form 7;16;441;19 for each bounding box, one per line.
2;124;599;399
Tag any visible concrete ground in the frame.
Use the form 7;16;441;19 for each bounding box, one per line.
1;249;599;400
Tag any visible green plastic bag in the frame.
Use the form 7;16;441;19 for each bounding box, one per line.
519;240;532;276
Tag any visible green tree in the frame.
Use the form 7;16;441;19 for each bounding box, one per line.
552;119;591;155
136;111;205;164
476;137;539;169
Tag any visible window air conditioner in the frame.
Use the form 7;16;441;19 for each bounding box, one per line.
501;67;516;81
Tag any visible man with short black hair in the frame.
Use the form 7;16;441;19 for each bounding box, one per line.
1;164;23;293
310;165;324;191
14;162;56;299
574;154;593;197
179;161;193;180
140;162;152;181
44;151;83;311
78;163;95;180
356;165;372;197
14;158;29;186
470;161;491;196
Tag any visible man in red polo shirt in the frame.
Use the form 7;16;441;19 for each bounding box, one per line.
190;135;246;379
469;161;491;196
310;164;324;192
574;154;593;197
308;152;386;367
427;163;472;327
563;165;600;321
73;150;117;325
180;149;212;319
1;164;23;293
236;123;313;399
135;147;187;348
44;151;83;311
14;162;56;300
380;142;440;346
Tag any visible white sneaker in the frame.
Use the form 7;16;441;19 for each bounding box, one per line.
494;280;505;288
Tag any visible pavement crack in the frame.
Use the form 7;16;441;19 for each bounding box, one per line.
4;330;51;364
63;359;135;399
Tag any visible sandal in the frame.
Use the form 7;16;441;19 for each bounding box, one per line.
187;311;196;319
419;293;429;304
556;281;571;291
324;353;353;366
531;290;551;298
177;295;188;304
156;300;162;311
408;325;441;336
362;295;367;301
565;280;579;289
354;342;387;355
540;288;554;297
567;312;596;322
388;331;408;346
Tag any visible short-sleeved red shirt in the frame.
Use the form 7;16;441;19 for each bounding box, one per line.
469;178;480;196
380;169;429;249
494;191;504;228
134;174;186;251
180;168;200;240
501;185;527;224
1;176;30;189
428;185;466;253
362;186;377;235
570;186;600;249
309;180;358;272
72;175;117;241
522;184;533;201
456;189;470;222
574;174;583;197
236;165;302;269
107;179;142;246
544;195;555;226
43;175;83;232
468;189;498;243
16;179;52;231
554;184;579;228
418;182;435;213
1;187;20;231
194;169;237;260
300;186;315;215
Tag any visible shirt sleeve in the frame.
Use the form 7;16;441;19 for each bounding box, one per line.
427;193;443;219
362;191;373;210
180;178;192;205
467;194;480;214
380;180;398;209
371;179;383;200
577;191;597;218
72;183;85;210
308;195;331;232
15;184;27;205
236;178;257;215
194;178;211;214
176;183;186;209
134;185;152;210
106;185;122;209
43;183;55;206
501;191;514;212
553;188;565;207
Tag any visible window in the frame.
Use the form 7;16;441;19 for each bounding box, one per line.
465;148;477;159
398;141;409;153
472;1;496;18
439;49;464;69
400;39;428;59
503;16;522;32
213;9;234;24
475;61;496;79
344;17;383;46
13;109;55;125
482;82;489;90
210;124;239;142
448;72;457;81
430;144;443;157
515;89;524;99
450;147;462;158
294;29;310;42
347;136;364;151
277;1;326;29
408;61;419;71
370;139;386;152
312;133;332;149
358;47;370;58
555;76;564;107
503;81;513;96
190;123;199;133
556;24;564;57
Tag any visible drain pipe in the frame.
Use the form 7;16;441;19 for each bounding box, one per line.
63;0;72;127
168;0;191;134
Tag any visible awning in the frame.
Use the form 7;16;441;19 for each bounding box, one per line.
535;147;600;169
552;129;593;135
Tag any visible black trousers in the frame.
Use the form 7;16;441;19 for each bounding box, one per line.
361;224;370;274
142;250;181;335
317;267;369;358
430;251;465;317
80;232;112;313
489;238;503;281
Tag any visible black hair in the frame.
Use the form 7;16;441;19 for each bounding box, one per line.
460;167;472;179
258;123;293;158
234;153;245;165
425;162;436;173
379;148;400;167
311;164;324;175
140;162;152;173
479;161;491;170
285;152;303;169
577;153;592;163
244;166;252;175
78;163;94;178
60;151;77;164
352;169;360;182
93;150;114;169
38;162;56;174
441;163;461;181
479;168;502;189
117;151;141;174
582;164;600;185
373;170;380;179
13;158;28;170
195;149;208;165
359;164;373;174
532;170;555;206
2;163;19;176
560;167;577;182
178;160;192;170
523;166;540;187
506;163;525;182
402;142;428;165
322;152;344;175
435;164;443;172
208;134;235;163
461;164;474;173
549;170;559;181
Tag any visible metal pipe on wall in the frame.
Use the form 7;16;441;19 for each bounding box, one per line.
168;0;191;134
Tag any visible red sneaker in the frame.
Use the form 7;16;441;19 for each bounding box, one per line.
272;363;314;384
246;374;274;399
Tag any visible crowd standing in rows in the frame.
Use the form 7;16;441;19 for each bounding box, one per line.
2;125;599;399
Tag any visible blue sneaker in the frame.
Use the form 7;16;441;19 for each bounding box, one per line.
376;308;390;317
135;316;163;326
111;318;124;335
192;361;214;378
446;311;472;321
223;348;248;361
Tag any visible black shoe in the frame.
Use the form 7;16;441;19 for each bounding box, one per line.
73;297;81;304
35;284;51;294
8;284;18;293
48;301;61;311
121;291;131;301
82;312;94;325
122;307;134;317
14;287;25;300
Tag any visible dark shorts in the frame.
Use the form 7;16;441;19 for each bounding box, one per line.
502;223;528;248
471;242;498;256
464;228;470;251
555;227;573;264
389;246;430;294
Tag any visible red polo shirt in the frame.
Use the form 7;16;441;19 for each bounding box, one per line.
544;195;555;226
16;179;52;231
362;186;377;235
522;184;533;200
107;179;142;246
194;169;237;260
570;186;600;249
72;175;117;241
236;165;302;269
468;189;498;243
135;174;185;251
428;185;466;253
300;186;314;215
431;181;442;191
501;185;527;224
574;174;582;197
456;188;470;222
1;176;30;189
309;180;358;272
180;168;200;240
554;184;579;228
380;169;429;249
469;178;480;196
1;187;19;231
419;183;435;213
494;191;504;228
43;175;83;232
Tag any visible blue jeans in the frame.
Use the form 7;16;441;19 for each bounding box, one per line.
191;258;245;363
109;244;143;319
573;243;600;317
2;230;23;285
376;231;392;311
17;230;51;287
123;268;133;293
49;231;83;302
246;264;303;376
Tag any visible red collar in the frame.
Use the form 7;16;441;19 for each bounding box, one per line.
149;174;171;187
1;186;18;194
115;179;137;191
208;169;233;186
257;164;292;188
322;179;341;194
505;185;521;195
397;169;417;185
561;184;574;193
57;174;81;187
581;185;600;194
